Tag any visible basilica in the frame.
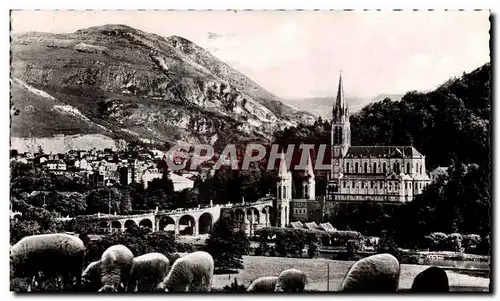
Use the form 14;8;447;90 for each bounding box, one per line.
275;74;431;226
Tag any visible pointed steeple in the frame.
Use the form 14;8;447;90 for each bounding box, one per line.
333;72;349;121
277;153;291;180
304;152;315;179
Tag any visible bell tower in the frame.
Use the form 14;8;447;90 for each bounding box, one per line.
276;153;291;227
302;152;316;200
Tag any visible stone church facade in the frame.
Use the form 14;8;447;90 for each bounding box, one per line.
277;74;431;225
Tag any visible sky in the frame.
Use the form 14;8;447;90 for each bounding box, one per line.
10;10;490;99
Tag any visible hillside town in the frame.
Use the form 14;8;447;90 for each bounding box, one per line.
10;147;198;191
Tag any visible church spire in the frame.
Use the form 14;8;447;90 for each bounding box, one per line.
304;152;314;179
333;72;349;121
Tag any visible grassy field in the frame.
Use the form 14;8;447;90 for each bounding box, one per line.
212;256;490;292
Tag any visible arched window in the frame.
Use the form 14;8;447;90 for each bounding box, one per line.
416;162;419;174
407;162;411;174
355;162;359;173
373;162;377;173
383;162;387;173
420;165;423;174
346;162;350;173
364;162;368;173
393;162;397;172
278;186;281;199
283;186;287;199
304;185;309;198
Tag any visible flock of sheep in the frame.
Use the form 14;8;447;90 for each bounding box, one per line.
10;233;450;293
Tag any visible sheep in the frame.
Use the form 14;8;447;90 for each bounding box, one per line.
274;269;307;292
247;276;279;292
10;233;86;292
81;260;102;292
411;266;449;292
340;253;400;292
127;252;170;292
98;244;134;292
158;251;214;292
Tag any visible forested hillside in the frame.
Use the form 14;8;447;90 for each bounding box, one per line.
350;63;491;169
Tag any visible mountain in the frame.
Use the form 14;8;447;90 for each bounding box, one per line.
370;93;404;103
284;94;404;119
284;96;370;119
10;24;315;152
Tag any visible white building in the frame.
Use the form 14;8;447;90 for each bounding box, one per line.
429;166;449;183
170;172;194;192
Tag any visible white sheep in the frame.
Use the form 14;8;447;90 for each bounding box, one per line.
340;253;400;292
274;268;307;292
247;276;279;292
81;260;101;292
158;251;214;292
127;252;170;292
10;233;86;292
98;244;134;292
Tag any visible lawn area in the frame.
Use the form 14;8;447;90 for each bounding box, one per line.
212;256;490;292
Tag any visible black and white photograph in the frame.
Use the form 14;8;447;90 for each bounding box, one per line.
8;9;492;293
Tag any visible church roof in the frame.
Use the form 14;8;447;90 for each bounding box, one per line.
317;222;336;232
303;222;318;230
344;146;423;159
289;221;304;229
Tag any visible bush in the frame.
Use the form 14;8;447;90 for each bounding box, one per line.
475;235;491;255
307;242;319;258
255;227;362;257
399;253;421;264
424;232;448;251
446;233;463;252
376;232;400;259
83;227;177;266
462;234;481;253
175;242;196;253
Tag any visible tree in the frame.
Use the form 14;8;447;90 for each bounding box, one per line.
376;231;400;259
85;187;131;215
204;216;249;273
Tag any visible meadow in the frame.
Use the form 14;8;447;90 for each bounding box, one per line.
212;256;490;292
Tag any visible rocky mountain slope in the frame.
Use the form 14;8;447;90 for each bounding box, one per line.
10;24;315;151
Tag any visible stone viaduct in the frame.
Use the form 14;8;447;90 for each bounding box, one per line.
74;199;276;236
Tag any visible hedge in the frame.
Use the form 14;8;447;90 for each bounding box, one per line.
424;232;482;253
254;227;363;258
255;227;362;245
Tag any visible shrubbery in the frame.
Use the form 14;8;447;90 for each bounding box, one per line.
254;227;363;259
424;232;483;254
83;224;178;266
